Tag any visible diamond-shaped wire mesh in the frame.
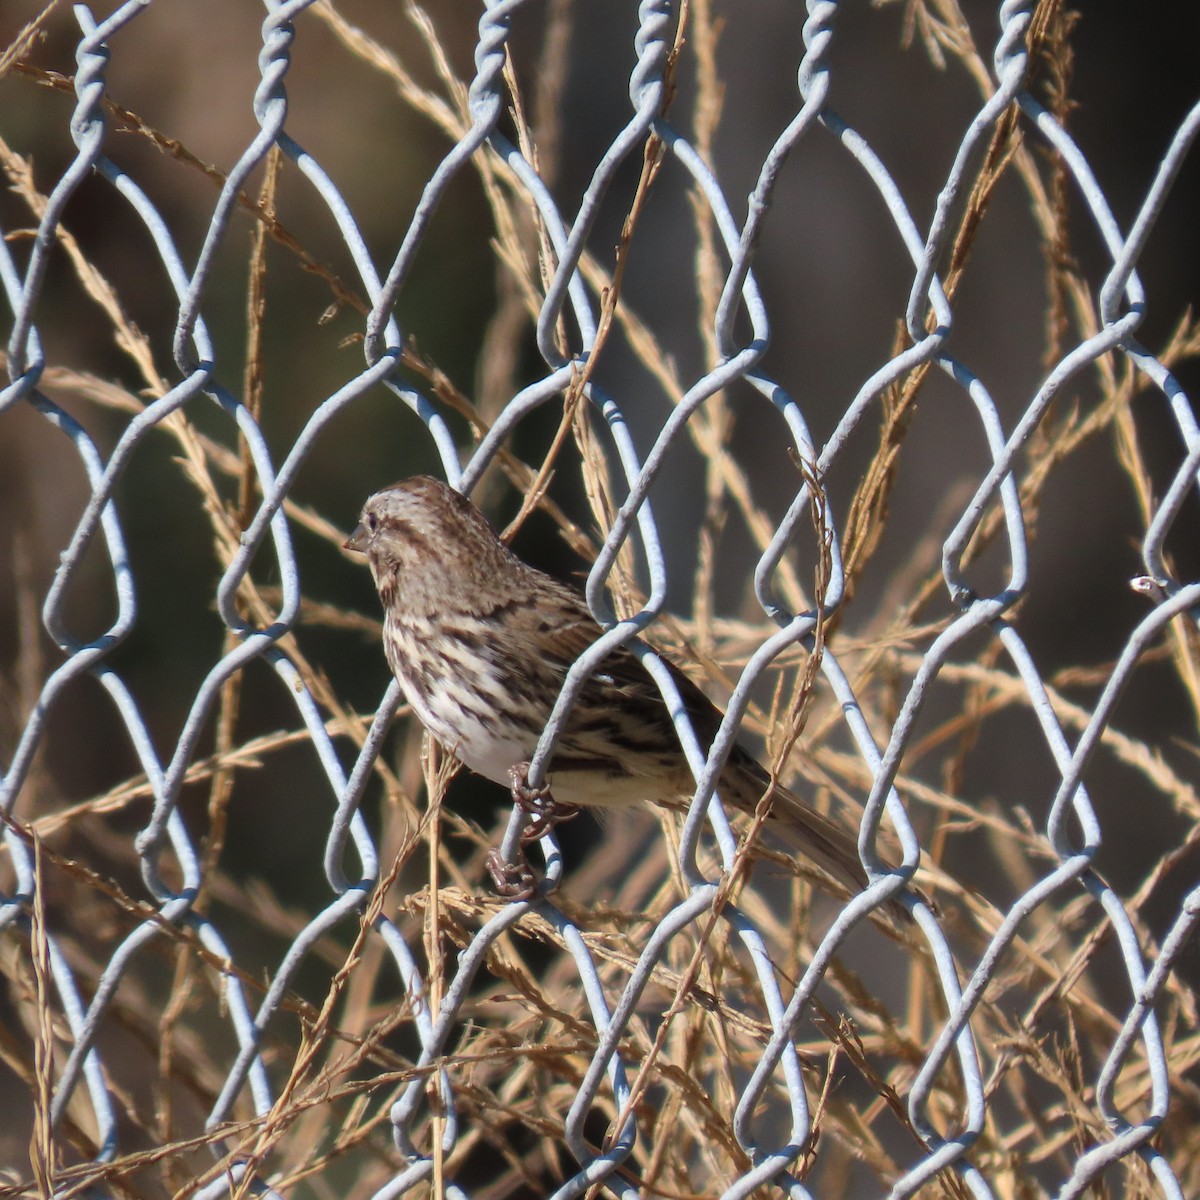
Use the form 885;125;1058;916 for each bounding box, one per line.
2;2;1200;1197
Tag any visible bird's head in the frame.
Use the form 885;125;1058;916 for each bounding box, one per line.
345;475;519;605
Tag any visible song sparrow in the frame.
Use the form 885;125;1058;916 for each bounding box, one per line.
345;475;867;895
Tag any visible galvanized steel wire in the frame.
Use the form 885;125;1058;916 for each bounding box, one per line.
2;2;1199;1197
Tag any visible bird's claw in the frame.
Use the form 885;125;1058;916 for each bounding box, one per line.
508;762;579;843
485;848;538;900
484;764;579;901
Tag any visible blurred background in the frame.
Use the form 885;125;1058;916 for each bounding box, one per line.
2;0;1199;1195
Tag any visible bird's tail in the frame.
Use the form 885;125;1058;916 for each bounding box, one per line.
720;750;869;897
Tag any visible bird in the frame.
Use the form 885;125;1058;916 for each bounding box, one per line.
344;475;869;896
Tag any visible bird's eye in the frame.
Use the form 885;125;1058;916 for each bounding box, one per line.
366;512;379;533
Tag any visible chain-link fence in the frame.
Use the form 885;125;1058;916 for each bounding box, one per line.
3;1;1200;1197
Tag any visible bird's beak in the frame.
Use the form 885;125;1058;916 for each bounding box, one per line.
344;523;370;554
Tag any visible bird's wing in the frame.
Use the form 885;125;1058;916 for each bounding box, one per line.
513;576;870;894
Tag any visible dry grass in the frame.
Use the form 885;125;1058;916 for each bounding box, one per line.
1;1;1199;1197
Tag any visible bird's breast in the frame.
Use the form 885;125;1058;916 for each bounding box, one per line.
385;613;552;786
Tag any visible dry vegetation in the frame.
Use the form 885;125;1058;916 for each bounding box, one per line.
1;1;1199;1197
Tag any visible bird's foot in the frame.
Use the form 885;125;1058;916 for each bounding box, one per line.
485;764;577;901
485;848;539;901
508;762;579;843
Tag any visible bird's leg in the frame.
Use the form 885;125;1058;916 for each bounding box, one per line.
485;848;538;899
508;762;579;843
484;764;578;900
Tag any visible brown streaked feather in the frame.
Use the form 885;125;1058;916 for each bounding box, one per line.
347;475;872;898
519;591;869;890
